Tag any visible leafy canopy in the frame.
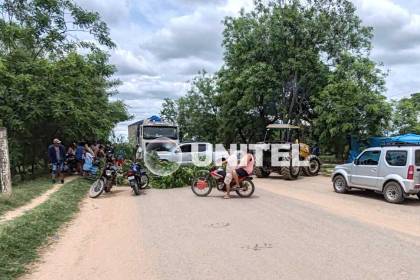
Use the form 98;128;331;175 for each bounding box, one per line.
162;0;392;158
0;0;129;177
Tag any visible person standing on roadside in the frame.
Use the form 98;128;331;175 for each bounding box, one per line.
75;142;84;175
96;144;106;160
66;143;77;174
48;138;66;184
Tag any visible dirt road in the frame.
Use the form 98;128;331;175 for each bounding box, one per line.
23;176;420;280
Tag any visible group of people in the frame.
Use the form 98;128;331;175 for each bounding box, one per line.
47;138;108;183
48;137;254;197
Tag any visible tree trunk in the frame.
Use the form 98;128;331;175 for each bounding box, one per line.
0;127;12;195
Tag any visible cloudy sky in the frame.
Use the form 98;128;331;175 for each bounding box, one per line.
75;0;420;137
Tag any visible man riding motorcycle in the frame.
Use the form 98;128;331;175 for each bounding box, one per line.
223;152;255;199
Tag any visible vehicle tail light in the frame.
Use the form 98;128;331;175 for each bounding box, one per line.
127;171;134;176
407;165;414;180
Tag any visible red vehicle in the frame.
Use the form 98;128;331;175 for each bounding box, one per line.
191;167;255;197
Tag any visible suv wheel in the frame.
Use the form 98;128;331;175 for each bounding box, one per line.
383;181;404;204
333;175;348;193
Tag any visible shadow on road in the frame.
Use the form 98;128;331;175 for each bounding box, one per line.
345;189;420;206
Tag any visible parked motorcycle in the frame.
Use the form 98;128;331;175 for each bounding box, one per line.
89;158;118;198
126;162;149;195
191;167;255;197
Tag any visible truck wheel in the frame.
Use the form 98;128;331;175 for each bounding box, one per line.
255;167;270;178
280;166;299;180
302;157;321;176
383;181;404;204
333;175;348;193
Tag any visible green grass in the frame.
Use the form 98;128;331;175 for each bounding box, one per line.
0;179;90;280
0;178;54;217
321;163;337;176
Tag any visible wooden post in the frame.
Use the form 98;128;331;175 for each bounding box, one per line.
0;127;12;195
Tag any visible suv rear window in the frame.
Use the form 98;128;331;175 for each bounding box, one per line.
385;150;407;166
416;150;420;166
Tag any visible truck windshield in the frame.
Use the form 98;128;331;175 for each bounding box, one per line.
143;126;178;140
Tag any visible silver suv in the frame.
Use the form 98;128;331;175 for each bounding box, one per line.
332;144;420;203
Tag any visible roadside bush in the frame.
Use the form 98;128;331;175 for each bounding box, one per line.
319;155;343;164
150;164;207;189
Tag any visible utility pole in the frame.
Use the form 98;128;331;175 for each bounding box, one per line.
0;127;12;195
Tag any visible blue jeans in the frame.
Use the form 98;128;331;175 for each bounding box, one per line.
51;162;64;175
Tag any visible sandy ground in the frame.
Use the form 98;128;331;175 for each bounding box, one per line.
22;176;420;280
0;176;77;223
257;175;420;239
21;186;155;280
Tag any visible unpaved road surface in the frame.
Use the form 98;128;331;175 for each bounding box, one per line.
23;176;420;280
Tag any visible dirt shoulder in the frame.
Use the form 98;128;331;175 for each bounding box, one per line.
21;186;156;280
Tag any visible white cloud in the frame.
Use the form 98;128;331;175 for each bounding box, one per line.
75;0;131;26
117;76;188;100
75;0;420;137
111;48;156;76
141;8;224;60
353;0;420;98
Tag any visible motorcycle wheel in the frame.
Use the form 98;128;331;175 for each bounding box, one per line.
235;179;255;198
89;178;105;198
140;174;149;189
132;182;140;196
104;177;113;193
191;175;213;197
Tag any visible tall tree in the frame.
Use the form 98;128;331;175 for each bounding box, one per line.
218;0;374;143
161;72;219;143
0;0;115;57
392;93;420;135
0;0;129;177
312;54;391;158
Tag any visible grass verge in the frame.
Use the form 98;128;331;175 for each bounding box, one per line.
0;178;54;217
0;179;90;280
321;163;337;176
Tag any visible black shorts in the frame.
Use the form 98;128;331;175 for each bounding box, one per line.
236;168;248;177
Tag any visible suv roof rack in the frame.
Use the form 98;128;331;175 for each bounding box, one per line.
381;142;420;147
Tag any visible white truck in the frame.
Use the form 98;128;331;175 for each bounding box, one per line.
128;116;179;157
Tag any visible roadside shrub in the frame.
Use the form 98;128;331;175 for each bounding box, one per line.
150;164;208;189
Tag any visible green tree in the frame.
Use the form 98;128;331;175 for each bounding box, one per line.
392;93;420;135
161;72;219;143
0;0;115;57
218;0;373;143
313;54;391;158
0;0;129;177
159;0;392;159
